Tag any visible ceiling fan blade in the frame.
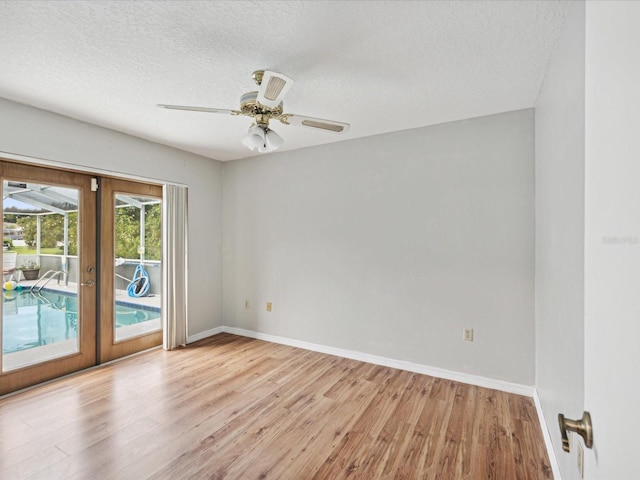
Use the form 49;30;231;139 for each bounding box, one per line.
280;114;350;134
256;71;293;108
157;104;240;115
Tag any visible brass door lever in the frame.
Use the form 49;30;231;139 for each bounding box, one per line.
558;411;593;452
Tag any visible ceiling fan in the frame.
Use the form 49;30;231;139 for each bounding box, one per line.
158;70;350;153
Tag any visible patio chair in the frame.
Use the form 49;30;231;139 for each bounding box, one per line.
3;251;17;281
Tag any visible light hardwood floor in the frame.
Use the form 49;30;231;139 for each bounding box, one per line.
0;333;553;479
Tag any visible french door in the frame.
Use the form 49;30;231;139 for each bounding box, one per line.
99;178;163;363
0;162;97;395
0;162;164;395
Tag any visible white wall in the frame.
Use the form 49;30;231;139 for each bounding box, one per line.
223;109;535;385
0;98;223;337
584;2;640;478
534;2;585;478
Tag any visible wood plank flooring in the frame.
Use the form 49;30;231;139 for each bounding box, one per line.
0;333;553;479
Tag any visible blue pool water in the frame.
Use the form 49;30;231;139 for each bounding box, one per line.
2;290;160;354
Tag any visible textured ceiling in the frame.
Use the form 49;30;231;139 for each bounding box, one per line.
0;1;569;161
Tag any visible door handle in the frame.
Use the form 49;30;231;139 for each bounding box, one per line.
558;411;593;452
81;279;96;287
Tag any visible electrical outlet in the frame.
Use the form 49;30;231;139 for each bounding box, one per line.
463;328;474;342
244;299;250;309
266;302;272;312
577;441;584;478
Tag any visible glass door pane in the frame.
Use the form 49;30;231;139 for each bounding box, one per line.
113;193;162;342
100;178;162;362
0;162;96;395
2;181;80;370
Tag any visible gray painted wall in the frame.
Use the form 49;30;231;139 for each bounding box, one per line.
223;109;535;385
0;98;223;337
535;2;585;478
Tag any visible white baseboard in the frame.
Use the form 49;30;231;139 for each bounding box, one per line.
533;389;562;480
187;326;224;343
192;325;534;397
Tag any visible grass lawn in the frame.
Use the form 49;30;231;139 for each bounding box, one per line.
11;246;64;255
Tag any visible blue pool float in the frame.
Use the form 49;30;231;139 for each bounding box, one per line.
127;264;150;298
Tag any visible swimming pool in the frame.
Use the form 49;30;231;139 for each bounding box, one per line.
2;290;161;354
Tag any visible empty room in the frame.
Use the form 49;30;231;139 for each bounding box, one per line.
0;1;638;479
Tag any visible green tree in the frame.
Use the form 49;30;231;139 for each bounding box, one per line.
41;214;64;249
15;205;158;259
16;213;77;253
67;212;78;255
17;215;37;247
115;204;162;261
144;204;162;261
115;206;140;259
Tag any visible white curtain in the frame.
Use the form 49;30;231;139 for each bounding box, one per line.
162;184;188;349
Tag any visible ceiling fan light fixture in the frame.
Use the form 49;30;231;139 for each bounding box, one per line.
241;124;283;153
264;128;284;151
241;124;266;152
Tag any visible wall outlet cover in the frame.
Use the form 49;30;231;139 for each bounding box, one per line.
463;328;474;342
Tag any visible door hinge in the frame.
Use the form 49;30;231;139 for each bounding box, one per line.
91;178;99;191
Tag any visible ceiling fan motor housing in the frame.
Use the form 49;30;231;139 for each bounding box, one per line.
240;91;283;125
